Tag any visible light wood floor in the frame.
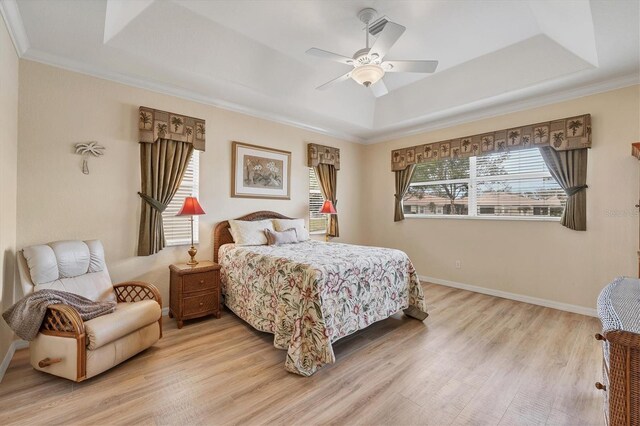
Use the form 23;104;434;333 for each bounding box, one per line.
0;283;603;426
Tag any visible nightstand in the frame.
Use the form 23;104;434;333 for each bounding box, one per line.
169;261;221;328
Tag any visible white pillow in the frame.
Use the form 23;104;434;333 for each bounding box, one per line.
272;219;310;241
229;219;274;246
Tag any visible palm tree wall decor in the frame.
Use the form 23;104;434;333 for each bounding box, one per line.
75;141;105;175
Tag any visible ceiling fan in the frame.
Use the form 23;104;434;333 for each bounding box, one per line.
306;8;439;97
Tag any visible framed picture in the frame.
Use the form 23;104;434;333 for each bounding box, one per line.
231;141;291;199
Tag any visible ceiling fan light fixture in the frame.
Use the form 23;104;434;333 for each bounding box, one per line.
351;64;384;87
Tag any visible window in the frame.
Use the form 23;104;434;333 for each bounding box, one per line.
404;149;566;219
163;152;200;246
309;168;327;233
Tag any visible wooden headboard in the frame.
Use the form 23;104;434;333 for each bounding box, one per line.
213;211;292;263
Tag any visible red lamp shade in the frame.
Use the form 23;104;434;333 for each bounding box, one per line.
176;197;206;216
319;200;337;214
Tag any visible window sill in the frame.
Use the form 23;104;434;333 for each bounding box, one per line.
310;230;327;235
404;215;561;222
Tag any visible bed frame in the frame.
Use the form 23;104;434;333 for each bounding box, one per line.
212;211;292;263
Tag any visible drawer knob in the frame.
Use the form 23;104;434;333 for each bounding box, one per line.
595;333;606;341
199;302;203;306
200;280;205;284
595;382;607;391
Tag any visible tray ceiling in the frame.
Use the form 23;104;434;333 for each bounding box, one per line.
2;0;639;143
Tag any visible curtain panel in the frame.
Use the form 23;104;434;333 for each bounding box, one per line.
307;143;340;170
307;143;340;237
394;164;416;222
390;114;591;171
314;163;339;237
540;147;588;231
137;139;194;256
139;106;206;151
390;113;591;227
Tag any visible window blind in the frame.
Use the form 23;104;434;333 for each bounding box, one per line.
309;168;327;233
406;149;566;218
163;152;200;246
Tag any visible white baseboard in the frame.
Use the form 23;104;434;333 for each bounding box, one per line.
420;275;598;317
0;339;27;383
161;307;169;316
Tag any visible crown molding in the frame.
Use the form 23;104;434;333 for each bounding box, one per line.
24;45;639;146
19;48;364;144
364;72;640;144
2;0;637;146
0;0;29;56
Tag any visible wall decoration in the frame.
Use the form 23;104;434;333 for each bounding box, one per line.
390;114;591;171
232;141;291;199
307;143;340;169
139;106;205;151
75;141;105;175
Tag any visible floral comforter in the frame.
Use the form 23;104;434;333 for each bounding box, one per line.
219;240;427;376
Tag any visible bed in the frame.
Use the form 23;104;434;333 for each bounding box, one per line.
214;211;427;376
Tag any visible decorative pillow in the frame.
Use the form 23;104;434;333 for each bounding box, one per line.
264;228;298;246
272;219;310;241
229;219;274;246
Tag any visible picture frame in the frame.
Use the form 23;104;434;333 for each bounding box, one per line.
231;141;291;199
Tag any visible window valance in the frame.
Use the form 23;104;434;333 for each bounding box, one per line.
139;106;206;151
308;143;340;170
390;114;591;171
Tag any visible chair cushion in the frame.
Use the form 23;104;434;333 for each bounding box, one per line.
23;240;106;284
23;240;115;302
84;300;161;350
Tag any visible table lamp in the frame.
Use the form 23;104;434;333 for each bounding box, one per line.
318;200;337;242
176;196;206;266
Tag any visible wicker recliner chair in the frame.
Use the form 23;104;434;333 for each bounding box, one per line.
17;240;162;382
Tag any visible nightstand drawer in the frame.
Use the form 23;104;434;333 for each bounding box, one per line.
183;272;214;293
183;292;218;316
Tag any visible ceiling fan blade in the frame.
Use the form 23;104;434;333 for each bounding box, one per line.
370;79;388;98
369;22;406;60
306;48;354;65
316;71;352;91
382;60;439;73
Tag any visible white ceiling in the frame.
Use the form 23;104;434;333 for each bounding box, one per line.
2;0;639;143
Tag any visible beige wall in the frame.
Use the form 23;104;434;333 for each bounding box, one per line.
13;58;640;317
17;60;365;306
0;17;19;362
363;85;640;310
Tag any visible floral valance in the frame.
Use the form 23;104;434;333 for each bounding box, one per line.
308;143;340;170
391;114;591;171
139;107;206;151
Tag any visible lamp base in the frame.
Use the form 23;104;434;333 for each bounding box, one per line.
187;246;198;266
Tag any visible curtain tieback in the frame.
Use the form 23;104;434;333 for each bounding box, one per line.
565;185;588;197
137;192;168;212
394;194;403;200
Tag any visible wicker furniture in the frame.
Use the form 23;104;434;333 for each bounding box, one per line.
596;277;640;426
169;261;221;328
17;240;162;382
634;143;640;277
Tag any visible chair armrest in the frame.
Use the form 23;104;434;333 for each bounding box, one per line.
113;281;162;306
40;304;85;338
